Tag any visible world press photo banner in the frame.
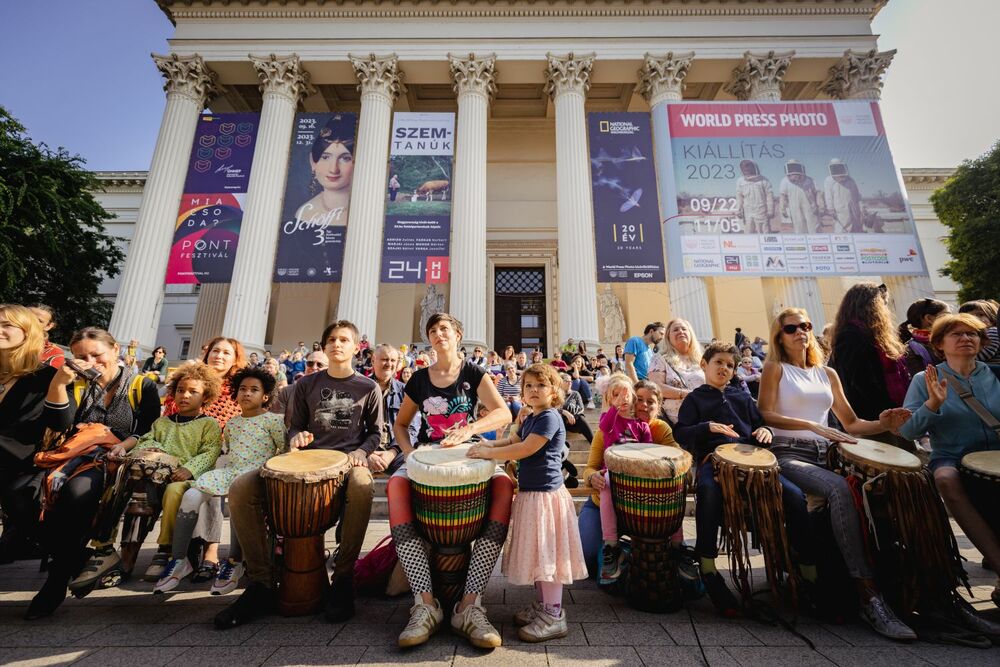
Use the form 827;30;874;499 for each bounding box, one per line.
380;112;455;284
587;113;665;282
654;101;928;278
166;113;259;284
273;113;358;283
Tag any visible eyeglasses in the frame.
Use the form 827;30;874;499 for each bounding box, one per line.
781;322;813;335
946;331;980;339
305;361;327;368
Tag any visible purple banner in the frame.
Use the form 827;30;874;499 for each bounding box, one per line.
182;113;259;193
588;112;666;282
274;113;358;282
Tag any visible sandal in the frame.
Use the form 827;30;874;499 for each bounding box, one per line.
191;559;220;583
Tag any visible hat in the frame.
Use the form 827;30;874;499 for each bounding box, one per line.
784;160;805;176
828;158;849;177
739;160;760;177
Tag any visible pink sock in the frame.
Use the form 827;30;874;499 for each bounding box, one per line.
537;581;563;615
599;473;618;543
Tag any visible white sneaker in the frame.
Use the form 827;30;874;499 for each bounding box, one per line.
143;551;170;581
451;594;502;649
153;557;193;594
398;595;444;648
513;600;542;627
859;593;917;641
211;558;244;596
586;401;596;410
518;607;568;642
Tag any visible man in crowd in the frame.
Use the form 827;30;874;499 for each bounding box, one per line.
270;350;329;425
623;322;665;382
367;344;419;475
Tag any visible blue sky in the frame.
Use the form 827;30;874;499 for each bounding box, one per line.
1;0;996;171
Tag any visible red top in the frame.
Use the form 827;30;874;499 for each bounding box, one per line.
40;342;65;369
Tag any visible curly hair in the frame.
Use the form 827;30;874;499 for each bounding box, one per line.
520;363;565;408
167;361;222;406
831;282;906;360
229;366;278;407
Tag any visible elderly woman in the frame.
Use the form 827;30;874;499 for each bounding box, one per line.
759;307;915;640
649;318;705;424
898;313;1000;608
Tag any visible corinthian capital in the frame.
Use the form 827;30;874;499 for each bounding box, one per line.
544;52;595;98
449;53;498;100
152;53;222;105
349;53;406;103
724;50;795;101
638;51;695;105
819;48;896;100
249;54;315;104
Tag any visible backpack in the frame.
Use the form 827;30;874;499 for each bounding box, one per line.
907;340;935;368
353;535;398;594
73;374;145;412
33;423;121;517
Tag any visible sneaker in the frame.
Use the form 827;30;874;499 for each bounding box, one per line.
518;607;568;642
153;557;193;594
702;571;739;618
513;601;543;627
143;551;170;581
325;576;355;623
952;595;1000;640
860;593;917;641
451;594;502;649
398;595;444;648
214;581;276;629
211;558;244;596
586;401;596;410
70;545;121;592
599;543;626;585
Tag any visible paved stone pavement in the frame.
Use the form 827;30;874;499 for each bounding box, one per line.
0;518;998;667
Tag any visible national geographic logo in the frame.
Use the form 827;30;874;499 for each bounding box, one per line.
599;120;640;135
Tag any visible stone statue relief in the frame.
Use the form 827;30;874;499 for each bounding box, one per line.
599;285;626;345
419;284;446;343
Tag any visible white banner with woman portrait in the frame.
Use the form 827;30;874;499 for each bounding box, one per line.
273;112;358;283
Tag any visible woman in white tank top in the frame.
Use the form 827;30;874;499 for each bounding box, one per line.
758;307;915;641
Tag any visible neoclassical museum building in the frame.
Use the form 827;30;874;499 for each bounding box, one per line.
102;0;953;357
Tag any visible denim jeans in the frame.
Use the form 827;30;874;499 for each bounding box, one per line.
572;379;592;404
577;498;603;577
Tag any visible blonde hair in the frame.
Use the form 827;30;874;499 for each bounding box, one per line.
767;308;825;368
831;282;906;359
167;361;222;406
600;372;636;418
0;304;45;379
520;363;565;408
661;318;704;365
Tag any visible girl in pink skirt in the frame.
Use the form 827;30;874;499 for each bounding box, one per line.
467;363;587;642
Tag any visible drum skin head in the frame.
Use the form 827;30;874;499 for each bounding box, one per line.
839;439;920;472
713;443;777;469
962;451;1000;477
407;443;495;487
261;449;351;482
605;442;691;477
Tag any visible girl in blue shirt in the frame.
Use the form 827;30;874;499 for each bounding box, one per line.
467;363;587;642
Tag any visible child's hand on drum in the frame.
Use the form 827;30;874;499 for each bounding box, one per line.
752;427;772;444
171;467;193;482
290;432;314;450
708;422;740;439
466;443;490;459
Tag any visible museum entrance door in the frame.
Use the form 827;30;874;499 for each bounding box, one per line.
493;267;547;356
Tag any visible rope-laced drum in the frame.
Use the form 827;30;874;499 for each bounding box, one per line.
407;443;495;609
834;439;966;612
712;443;795;606
960;450;1000;535
261;449;350;616
604;442;692;612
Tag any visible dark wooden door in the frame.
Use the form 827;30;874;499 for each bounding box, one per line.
494;268;547;355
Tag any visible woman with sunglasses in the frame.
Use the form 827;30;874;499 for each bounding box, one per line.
828;283;913;450
758;307;915;640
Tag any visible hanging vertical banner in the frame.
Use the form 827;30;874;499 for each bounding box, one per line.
380;112;455;284
587;112;666;282
166;113;259;284
273;113;358;283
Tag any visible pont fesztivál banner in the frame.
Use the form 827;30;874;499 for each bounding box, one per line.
166;113;259;283
273;113;358;282
655;101;927;277
380;112;454;284
587;113;665;282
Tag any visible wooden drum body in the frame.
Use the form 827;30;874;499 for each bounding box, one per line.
407;444;495;609
712;444;793;605
605;443;691;613
837;439;964;612
120;450;180;575
960;451;1000;533
261;449;350;616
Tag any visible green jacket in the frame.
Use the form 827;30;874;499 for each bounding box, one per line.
133;414;222;478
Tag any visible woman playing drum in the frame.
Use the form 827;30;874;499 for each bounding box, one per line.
898;313;1000;608
388;313;513;649
758;307;915;640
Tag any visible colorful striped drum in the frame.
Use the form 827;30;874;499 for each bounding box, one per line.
605;442;691;540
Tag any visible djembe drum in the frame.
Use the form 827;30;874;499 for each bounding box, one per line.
835;439;965;612
119;450;180;580
960;451;1000;535
407;443;495;609
605;442;692;612
712;443;795;606
261;449;350;616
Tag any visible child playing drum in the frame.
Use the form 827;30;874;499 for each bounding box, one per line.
153;366;285;594
467;363;588;641
127;362;223;582
674;342;812;617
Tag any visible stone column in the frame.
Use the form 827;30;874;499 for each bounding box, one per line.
190;284;230;352
545;53;600;347
108;54;220;354
221;54;314;354
336;54;405;339
639;52;714;337
448;53;496;349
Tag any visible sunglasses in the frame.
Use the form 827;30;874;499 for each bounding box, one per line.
781;322;813;335
305;361;327;368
